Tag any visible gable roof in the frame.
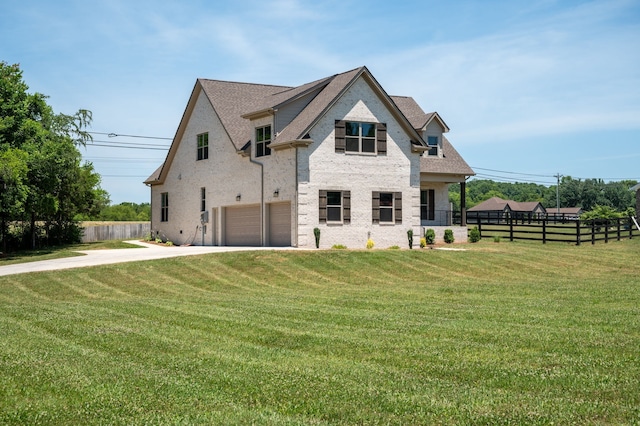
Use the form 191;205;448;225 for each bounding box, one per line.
145;66;473;184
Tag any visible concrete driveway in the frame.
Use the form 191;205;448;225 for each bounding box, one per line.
0;241;293;277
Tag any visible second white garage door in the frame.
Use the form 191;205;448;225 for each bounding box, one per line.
269;202;291;247
224;205;260;246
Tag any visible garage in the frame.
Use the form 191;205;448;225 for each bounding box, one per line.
269;202;291;246
224;205;261;246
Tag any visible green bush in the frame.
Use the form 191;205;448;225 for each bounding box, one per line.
313;227;321;249
469;227;481;243
420;237;427;248
444;229;455;244
387;245;400;250
331;244;347;250
493;235;501;243
407;229;414;249
425;228;436;245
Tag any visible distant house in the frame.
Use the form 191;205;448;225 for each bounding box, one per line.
467;197;546;223
548;207;583;220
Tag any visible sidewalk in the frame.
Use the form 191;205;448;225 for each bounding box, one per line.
0;241;292;277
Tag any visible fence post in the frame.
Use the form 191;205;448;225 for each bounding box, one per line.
617;218;621;241
630;216;634;240
605;220;609;243
576;220;581;245
509;217;514;242
591;220;595;245
542;219;546;244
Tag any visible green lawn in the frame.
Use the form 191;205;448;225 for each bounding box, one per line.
1;240;639;424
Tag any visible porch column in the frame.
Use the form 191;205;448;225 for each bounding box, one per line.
460;181;467;226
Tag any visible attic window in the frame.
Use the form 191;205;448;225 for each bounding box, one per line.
427;136;438;156
256;125;271;157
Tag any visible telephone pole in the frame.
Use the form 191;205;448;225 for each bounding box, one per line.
554;173;563;213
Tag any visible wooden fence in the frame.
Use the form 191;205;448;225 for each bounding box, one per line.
81;222;150;243
467;212;640;245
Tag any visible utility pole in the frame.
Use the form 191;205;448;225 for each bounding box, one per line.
554;173;563;214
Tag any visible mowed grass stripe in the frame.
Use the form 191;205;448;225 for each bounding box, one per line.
0;239;639;424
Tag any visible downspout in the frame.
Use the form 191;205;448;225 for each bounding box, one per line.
250;156;265;246
294;147;299;247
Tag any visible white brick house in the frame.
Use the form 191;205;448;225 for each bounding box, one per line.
145;67;474;248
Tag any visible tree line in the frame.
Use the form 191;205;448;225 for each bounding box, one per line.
450;178;638;214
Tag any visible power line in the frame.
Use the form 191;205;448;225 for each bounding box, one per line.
88;131;172;140
88;143;167;151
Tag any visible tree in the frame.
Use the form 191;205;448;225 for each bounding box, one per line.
0;62;107;250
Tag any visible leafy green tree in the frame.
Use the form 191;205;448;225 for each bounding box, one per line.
0;61;106;250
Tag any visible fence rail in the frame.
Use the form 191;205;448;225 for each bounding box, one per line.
467;213;639;244
81;222;150;243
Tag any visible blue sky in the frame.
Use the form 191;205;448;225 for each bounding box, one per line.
2;0;639;204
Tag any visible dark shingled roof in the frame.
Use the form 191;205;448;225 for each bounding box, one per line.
145;66;474;184
419;137;474;176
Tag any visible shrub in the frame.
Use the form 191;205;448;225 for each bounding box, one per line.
469;227;481;243
444;229;454;244
366;239;375;249
166;241;174;246
332;244;347;249
420;237;427;248
387;245;400;250
313;227;321;249
425;228;436;245
493;235;501;243
407;229;414;249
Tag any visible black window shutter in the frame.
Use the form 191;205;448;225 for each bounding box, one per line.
394;192;402;224
335;120;346;153
372;191;380;223
343;191;351;224
428;189;435;221
377;123;387;155
319;190;327;223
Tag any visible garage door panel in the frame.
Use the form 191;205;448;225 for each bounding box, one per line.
225;206;260;246
269;202;291;247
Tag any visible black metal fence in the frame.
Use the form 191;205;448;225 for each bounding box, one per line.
467;212;640;245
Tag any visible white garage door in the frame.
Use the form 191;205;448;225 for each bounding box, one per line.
225;205;260;246
269;202;291;247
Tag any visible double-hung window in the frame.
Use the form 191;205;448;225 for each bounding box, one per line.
427;136;438;156
372;191;402;224
319;190;351;224
161;192;169;222
346;122;376;153
256;125;271;157
197;133;209;160
200;187;206;212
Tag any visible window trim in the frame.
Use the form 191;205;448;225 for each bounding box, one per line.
161;192;169;222
197;133;209;161
319;190;351;224
372;191;402;225
345;121;376;154
256;125;272;158
200;187;206;212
